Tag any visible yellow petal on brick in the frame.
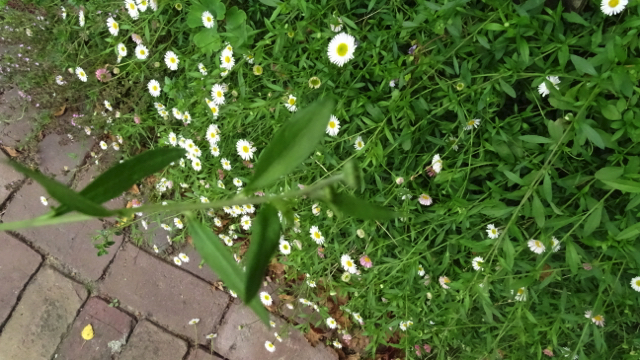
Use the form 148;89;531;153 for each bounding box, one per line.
81;324;94;340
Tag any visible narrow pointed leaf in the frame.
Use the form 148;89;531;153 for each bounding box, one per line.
328;188;397;220
246;98;335;192
55;148;186;216
243;204;281;302
8;161;112;217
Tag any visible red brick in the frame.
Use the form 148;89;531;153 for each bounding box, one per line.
118;320;188;360
1;181;123;280
0;87;35;148
0;150;23;204
0;232;41;324
101;243;229;345
37;133;93;184
55;297;135;360
213;302;338;360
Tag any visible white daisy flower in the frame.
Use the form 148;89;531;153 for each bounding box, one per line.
601;0;627;15
439;276;451;289
432;154;443;173
514;287;527;301
137;0;149;11
106;18;119;36
229;289;237;297
236;139;255;160
217;180;225;189
330;17;344;32
104;100;113;111
341;272;351;282
153;244;158;253
202;11;214;28
630;276;640;292
40;196;48;206
210;144;220;157
418;265;425;277
327;32;357;67
79;10;85;27
117;43;127;57
472;256;484;271
253;65;263;75
233;178;243;187
260;292;273;306
220;69;229;77
399;320;413;331
464;118;481;130
591;314;605;327
165;51;179;70
221;158;231;170
55;75;66;85
173;257;182;266
166;132;178;147
528;239;545;254
326;317;337;329
265;341;275;352
172;108;182;120
125;0;139;18
538;76;560;97
551;236;561;252
310;226;324;245
240;215;252;230
135;44;149;59
206;124;220;143
279;240;291;255
182;111;192;125
220;49;235;70
189;318;199;325
178;253;189;263
192;159;202;171
209;103;219;118
486;224;499;239
75;67;87;82
150;0;158;11
174;218;184;229
148;79;161;97
198;63;208;76
354;136;365;150
284;95;297;112
308;76;321;89
99;141;108;150
418;194;432;206
326;115;340;136
61;6;67;19
341;254;357;274
312;203;321;216
211;84;225;105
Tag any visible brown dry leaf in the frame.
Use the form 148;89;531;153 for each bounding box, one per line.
539;263;553;281
346;354;360;360
1;145;19;157
349;333;370;353
144;175;156;186
212;281;224;291
268;259;286;277
278;294;294;301
53;104;66;117
186;236;193;246
129;184;140;194
304;328;323;346
126;200;134;209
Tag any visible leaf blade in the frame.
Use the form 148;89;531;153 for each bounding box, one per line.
243;204;281;302
329;188;397;221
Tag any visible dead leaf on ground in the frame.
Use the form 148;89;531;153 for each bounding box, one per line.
278;294;294;301
349;332;370;353
186;236;193;246
304;328;323;346
539;263;553;281
144;175;156;186
1;145;19;157
345;353;360;360
129;184;140;194
126;200;134;208
212;281;224;291
53;104;66;117
268;259;286;277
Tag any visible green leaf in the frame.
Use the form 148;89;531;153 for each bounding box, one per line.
583;205;602;237
246;98;335;192
502;236;515;271
328;188;397;221
55;148;186;216
581;123;604;149
243;204;281;303
499;79;516;98
616;222;640;240
543;172;553;202
187;214;269;324
503;170;524;185
8;161;112;217
562;12;591;26
532;193;545;228
518;135;553;144
565;241;579;274
187;4;206;28
484;23;505;31
202;0;226;19
594;167;624;181
194;28;221;52
601;104;621;120
601;179;640;193
225;6;246;29
570;55;598;76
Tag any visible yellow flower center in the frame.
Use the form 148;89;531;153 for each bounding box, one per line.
517;288;524;295
217;91;222;97
284;245;289;250
152;85;158;91
346;261;353;267
337;43;349;56
170;58;176;63
444;278;450;283
609;0;619;7
468;120;475;125
113;23;118;29
195;162;200;166
491;229;497;234
224;56;230;63
535;240;541;247
329;121;336;129
129;4;135;9
242;145;249;153
288;98;295;105
263;295;270;300
594;315;602;321
140;50;146;55
314;232;320;239
636;279;640;286
357;141;363;147
80;72;85;76
207;16;212;22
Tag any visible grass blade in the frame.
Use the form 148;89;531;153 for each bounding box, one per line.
243;203;281;302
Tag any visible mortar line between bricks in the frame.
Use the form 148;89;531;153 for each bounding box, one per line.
90;293;230;360
0;177;27;215
96;230;128;282
48;294;91;360
0;258;43;335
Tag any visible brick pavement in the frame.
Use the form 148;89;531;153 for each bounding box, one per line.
0;87;338;359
